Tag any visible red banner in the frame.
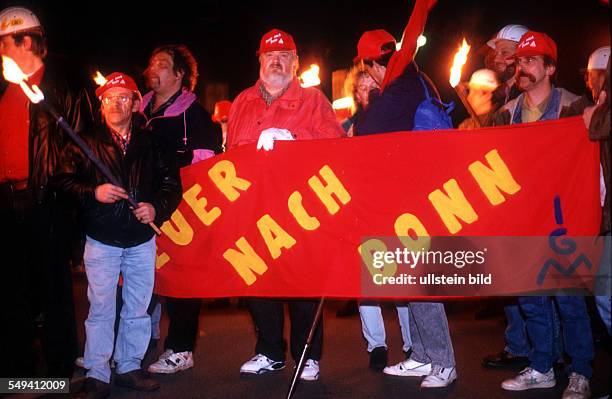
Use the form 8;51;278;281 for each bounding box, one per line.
154;117;603;298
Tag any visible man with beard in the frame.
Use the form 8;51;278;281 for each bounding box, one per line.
140;44;222;375
489;31;594;399
227;28;343;381
462;24;528;129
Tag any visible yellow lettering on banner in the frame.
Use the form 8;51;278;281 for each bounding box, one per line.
208;160;252;201
288;191;320;230
257;214;297;259
160;210;194;246
308;165;351;215
358;239;397;278
468;149;521;206
428;179;478;234
183;184;221;226
394;213;431;252
156;252;170;269
223;237;268;286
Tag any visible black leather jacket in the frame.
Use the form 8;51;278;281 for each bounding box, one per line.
0;58;94;202
55;123;182;248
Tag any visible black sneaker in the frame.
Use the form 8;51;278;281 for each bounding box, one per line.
73;377;110;399
369;347;388;371
482;350;529;369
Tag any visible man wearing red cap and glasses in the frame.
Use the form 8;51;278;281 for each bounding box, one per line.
227;28;343;381
55;72;182;398
489;32;594;399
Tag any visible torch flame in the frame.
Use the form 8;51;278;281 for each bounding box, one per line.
299;64;321;88
449;38;471;88
2;55;45;103
93;71;107;86
332;96;355;110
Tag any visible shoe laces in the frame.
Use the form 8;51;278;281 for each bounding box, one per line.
159;349;174;360
253;354;271;363
429;364;444;376
567;373;588;393
304;359;318;368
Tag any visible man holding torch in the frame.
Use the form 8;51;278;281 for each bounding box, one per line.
55;72;182;397
0;6;93;378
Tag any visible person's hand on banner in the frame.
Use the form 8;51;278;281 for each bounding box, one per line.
256;128;295;151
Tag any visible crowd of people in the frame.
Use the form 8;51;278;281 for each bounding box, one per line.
0;1;609;399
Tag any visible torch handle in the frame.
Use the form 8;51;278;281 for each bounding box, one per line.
44;101;161;235
455;83;483;128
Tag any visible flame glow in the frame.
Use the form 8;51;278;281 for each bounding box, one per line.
93;71;107;86
332;96;355;110
2;56;45;103
396;34;426;51
299;64;321;88
449;38;471;88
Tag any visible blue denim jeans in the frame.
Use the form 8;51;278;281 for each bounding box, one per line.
519;296;594;378
83;236;156;383
596;296;611;336
504;303;562;359
359;302;412;352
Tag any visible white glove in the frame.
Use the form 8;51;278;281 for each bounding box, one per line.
256;128;295;151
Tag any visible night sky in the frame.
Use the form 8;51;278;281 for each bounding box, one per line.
2;0;610;123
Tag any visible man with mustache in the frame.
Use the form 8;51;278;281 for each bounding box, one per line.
140;44;222;375
227;28;344;381
490;31;594;399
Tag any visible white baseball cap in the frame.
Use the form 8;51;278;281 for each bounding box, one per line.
587;46;610;70
487;24;529;49
0;7;42;37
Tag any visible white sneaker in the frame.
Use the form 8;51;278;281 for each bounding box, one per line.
562;373;591;399
148;350;194;374
383;358;432;377
300;359;320;381
240;354;285;374
502;367;556;391
421;365;457;388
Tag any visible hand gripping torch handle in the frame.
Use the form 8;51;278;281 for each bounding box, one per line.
43;101;162;235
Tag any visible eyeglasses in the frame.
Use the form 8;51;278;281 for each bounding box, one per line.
514;56;542;67
102;95;132;105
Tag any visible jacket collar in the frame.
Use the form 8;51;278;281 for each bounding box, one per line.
245;77;303;104
140;88;196;117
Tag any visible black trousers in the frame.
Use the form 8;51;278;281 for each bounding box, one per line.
164;297;202;352
0;186;78;377
247;298;323;362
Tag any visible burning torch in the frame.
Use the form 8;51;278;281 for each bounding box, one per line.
449;38;482;127
2;56;161;235
299;64;321;88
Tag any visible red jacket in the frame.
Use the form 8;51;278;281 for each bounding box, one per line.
227;78;344;150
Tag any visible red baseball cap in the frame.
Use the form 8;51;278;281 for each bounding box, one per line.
95;72;141;100
257;29;296;55
508;31;558;62
354;29;396;63
212;100;232;123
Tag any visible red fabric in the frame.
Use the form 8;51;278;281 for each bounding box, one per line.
155;117;601;298
257;29;296;55
95;72;140;98
226;78;344;149
381;0;437;91
0;66;44;181
509;31;558;62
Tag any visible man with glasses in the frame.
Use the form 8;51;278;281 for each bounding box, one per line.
490;32;594;399
56;72;182;398
227;28;343;381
